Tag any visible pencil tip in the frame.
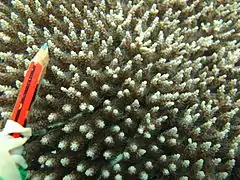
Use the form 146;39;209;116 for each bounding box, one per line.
40;42;48;50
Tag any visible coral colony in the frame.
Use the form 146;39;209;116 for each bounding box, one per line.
0;0;240;179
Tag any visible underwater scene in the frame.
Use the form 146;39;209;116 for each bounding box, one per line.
0;0;240;179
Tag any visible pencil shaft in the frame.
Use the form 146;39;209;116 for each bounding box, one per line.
10;43;49;137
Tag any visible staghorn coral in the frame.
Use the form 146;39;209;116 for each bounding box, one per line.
0;0;240;179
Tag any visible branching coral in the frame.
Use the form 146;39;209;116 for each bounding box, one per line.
0;0;240;179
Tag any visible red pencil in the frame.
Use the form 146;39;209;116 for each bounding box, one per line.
10;43;49;138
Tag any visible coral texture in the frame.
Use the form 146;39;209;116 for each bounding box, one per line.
0;0;240;179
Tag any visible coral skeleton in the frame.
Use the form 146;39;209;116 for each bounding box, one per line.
0;0;240;179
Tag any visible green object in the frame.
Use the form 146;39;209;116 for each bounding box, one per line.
109;154;123;167
40;42;48;50
19;166;27;180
